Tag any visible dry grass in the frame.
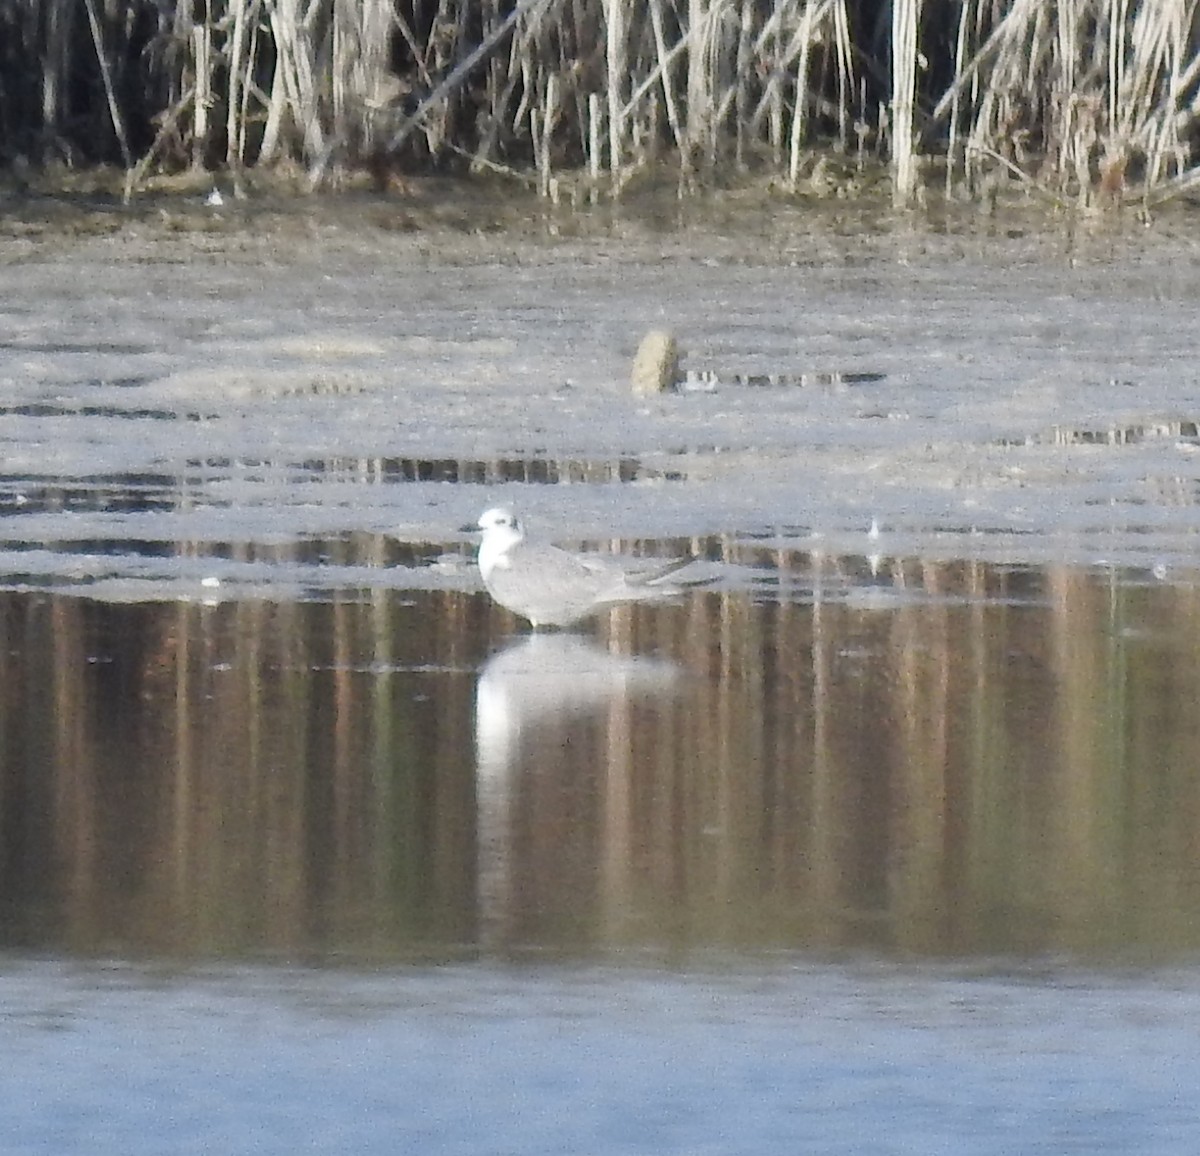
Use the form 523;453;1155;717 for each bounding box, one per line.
934;0;1200;206
1;0;1198;206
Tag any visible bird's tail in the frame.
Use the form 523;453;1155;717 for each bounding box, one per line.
627;556;716;590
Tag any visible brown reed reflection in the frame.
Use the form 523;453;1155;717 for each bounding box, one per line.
498;560;1200;961
0;559;1198;964
0;587;482;961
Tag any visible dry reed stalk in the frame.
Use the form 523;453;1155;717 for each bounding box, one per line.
952;0;1043;186
239;1;266;169
745;7;783;142
1144;5;1200;184
831;0;853;149
706;5;737;153
787;1;819;186
588;90;602;191
331;2;351;152
386;0;541;157
512;20;536;140
945;0;975;192
191;8;213;169
1113;0;1196;187
225;0;251;169
123;87;198;201
364;0;397;115
539;70;558;196
261;3;295;163
648;0;684;151
709;17;745;143
529;66;544;184
1056;0;1078;142
1109;0;1128;134
13;0;1200;206
769;0;853;182
481;0;505;142
620;34;689;125
267;0;326;162
258;59;288;162
1116;0;1189;181
335;0;400;184
604;0;627;181
471;13;527;169
83;0;133;170
41;0;75;155
1144;159;1200;204
931;0;1037;138
390;2;438;94
891;0;922;204
933;0;1200;203
685;0;712;171
767;4;785;166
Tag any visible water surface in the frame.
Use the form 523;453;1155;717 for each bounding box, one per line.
1;561;1197;965
3;959;1195;1155
4;211;1200;1152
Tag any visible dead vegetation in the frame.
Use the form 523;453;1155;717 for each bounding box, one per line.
1;0;1198;207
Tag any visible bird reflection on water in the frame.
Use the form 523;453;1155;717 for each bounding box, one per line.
474;633;680;945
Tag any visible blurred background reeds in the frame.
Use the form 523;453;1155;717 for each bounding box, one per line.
1;0;1199;204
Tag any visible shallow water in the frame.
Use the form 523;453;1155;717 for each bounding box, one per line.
3;959;1198;1156
3;203;1200;1151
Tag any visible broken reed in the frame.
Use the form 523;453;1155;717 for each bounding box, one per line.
2;0;1199;205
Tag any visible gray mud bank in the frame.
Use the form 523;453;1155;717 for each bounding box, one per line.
3;205;1200;595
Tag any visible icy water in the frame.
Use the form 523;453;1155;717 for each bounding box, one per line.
3;199;1200;1152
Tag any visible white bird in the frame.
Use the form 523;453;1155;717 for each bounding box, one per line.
471;506;697;628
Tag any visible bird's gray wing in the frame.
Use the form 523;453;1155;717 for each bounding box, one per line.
508;543;617;589
622;555;698;586
485;542;621;623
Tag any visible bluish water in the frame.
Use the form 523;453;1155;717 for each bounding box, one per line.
2;959;1196;1155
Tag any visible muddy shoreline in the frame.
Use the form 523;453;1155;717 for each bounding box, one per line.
2;197;1200;593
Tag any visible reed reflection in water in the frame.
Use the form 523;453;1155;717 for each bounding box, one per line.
0;559;1198;964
